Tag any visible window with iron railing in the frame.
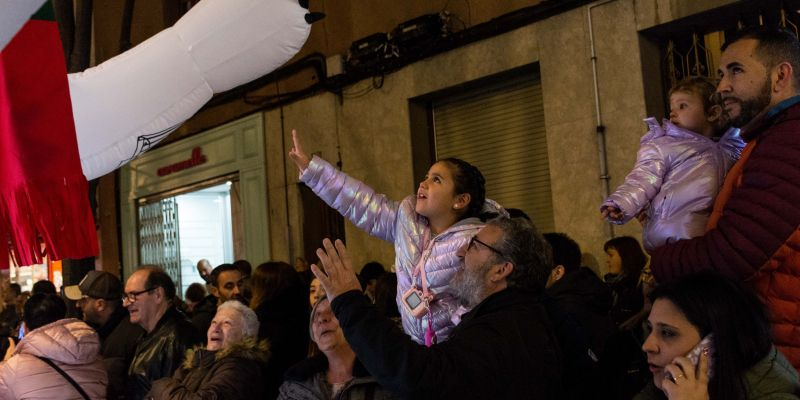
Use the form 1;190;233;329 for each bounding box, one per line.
660;3;800;90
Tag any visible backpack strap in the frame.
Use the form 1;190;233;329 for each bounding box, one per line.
35;355;91;400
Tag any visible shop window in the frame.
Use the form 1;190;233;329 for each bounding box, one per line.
641;0;800;116
138;179;239;298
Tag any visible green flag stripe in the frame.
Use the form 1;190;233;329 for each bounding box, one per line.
31;2;55;22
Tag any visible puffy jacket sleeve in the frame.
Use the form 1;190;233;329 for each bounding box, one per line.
0;360;15;399
650;122;800;282
301;156;401;242
602;133;666;223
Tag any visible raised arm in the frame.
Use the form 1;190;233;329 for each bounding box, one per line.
314;239;499;399
292;130;402;242
288;129;310;172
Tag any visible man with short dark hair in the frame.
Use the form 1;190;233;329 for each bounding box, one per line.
233;259;252;278
651;26;800;371
31;280;56;295
543;232;616;400
124;267;203;399
65;271;144;400
191;263;244;337
233;259;254;304
313;216;562;399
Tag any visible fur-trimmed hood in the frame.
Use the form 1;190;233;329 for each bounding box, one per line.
182;337;270;369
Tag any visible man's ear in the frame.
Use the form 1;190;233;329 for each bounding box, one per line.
774;62;794;93
551;265;566;283
491;261;514;283
209;285;220;299
706;104;723;123
95;298;107;312
154;286;169;303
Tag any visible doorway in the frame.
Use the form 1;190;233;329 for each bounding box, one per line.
137;179;241;298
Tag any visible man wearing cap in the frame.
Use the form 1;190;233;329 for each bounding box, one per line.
65;270;145;400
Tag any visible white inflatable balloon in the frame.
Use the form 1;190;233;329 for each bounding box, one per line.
69;0;312;180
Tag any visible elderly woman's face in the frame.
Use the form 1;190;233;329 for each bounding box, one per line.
312;299;347;351
207;307;245;351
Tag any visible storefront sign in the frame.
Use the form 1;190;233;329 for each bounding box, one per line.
157;147;207;177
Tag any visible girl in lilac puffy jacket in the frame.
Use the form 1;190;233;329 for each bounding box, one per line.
289;130;503;345
601;77;745;252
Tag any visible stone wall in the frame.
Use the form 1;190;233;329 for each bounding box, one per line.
260;0;739;275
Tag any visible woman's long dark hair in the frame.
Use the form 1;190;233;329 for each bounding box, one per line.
649;272;772;400
603;236;648;278
249;261;304;309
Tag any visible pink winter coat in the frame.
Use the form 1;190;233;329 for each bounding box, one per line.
301;156;505;344
602;118;744;251
0;318;107;400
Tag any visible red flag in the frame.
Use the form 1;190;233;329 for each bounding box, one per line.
0;5;98;268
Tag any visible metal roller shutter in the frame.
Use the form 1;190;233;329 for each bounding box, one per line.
432;72;554;232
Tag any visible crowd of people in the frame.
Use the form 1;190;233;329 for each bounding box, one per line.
0;25;799;399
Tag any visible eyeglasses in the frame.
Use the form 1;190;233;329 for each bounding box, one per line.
122;287;157;303
468;235;504;258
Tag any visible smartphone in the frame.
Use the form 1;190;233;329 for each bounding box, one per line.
666;334;714;381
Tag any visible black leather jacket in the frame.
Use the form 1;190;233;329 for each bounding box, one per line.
126;307;203;400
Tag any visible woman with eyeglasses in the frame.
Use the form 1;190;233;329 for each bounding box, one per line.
289;130;505;347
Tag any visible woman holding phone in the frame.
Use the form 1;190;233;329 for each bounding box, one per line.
636;272;799;400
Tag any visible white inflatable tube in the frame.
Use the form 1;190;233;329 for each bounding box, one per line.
69;0;311;180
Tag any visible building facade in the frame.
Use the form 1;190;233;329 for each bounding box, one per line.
99;0;786;281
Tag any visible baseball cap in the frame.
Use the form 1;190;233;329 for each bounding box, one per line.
64;271;123;301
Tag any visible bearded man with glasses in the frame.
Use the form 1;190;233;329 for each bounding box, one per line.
312;216;563;399
124;266;203;400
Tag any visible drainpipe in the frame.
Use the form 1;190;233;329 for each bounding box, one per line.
588;0;616;239
278;82;295;262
